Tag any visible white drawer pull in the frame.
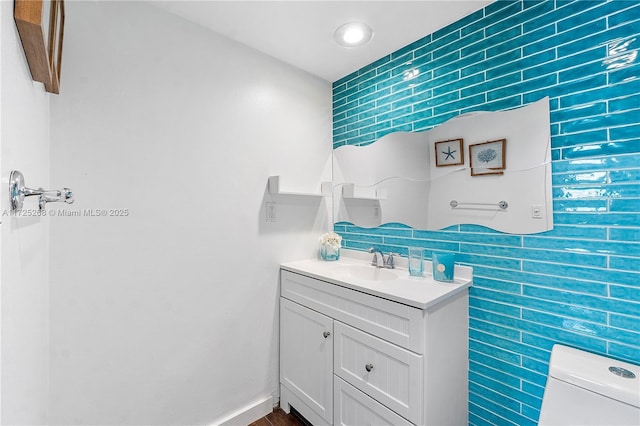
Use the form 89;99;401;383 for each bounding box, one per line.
365;363;374;372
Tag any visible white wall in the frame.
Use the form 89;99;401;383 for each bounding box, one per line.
0;1;51;424
49;2;331;425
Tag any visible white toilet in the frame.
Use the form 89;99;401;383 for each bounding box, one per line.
539;344;640;425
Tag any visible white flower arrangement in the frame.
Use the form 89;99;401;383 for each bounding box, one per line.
320;232;342;250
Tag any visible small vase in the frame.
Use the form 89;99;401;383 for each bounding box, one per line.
320;244;340;261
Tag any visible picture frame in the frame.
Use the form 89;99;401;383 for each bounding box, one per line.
14;0;65;94
434;138;464;167
469;139;506;176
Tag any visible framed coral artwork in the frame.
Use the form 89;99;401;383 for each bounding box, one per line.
469;139;506;176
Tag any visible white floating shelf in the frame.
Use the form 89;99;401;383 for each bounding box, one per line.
341;184;386;200
268;176;332;197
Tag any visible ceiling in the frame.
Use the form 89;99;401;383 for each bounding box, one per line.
150;1;494;82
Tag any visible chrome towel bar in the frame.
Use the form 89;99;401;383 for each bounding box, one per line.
450;200;508;210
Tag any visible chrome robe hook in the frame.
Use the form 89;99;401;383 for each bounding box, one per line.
9;170;74;211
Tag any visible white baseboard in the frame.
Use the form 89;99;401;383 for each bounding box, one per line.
215;396;273;426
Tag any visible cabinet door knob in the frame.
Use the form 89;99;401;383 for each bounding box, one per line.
365;363;374;372
323;331;331;338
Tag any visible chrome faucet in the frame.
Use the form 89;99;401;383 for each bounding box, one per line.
368;247;384;267
384;253;397;269
368;248;396;269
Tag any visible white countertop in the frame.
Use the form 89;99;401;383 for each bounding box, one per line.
281;249;472;310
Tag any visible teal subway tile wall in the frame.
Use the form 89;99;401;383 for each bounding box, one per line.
331;1;639;425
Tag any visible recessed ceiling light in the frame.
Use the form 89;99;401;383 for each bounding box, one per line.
334;22;374;48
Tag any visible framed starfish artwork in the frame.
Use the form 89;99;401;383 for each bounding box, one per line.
435;138;464;167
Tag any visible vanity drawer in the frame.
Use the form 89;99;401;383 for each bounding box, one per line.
334;322;422;424
334;376;413;426
281;270;424;353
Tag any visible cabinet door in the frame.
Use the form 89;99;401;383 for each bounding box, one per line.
280;298;333;423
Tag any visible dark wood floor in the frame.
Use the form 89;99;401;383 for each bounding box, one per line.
249;407;306;426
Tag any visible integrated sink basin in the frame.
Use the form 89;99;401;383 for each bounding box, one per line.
331;264;398;281
281;251;473;310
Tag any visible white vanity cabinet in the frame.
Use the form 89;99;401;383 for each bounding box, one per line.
279;259;471;426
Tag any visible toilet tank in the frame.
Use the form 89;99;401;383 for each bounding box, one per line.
539;345;640;426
